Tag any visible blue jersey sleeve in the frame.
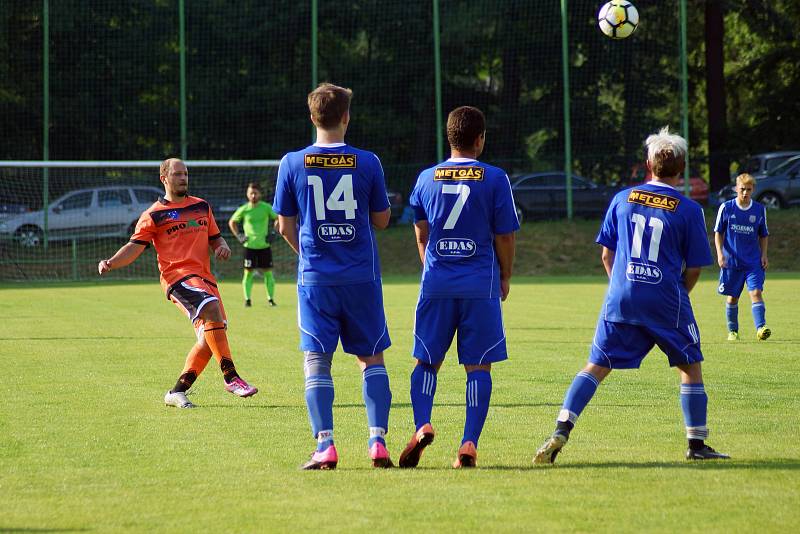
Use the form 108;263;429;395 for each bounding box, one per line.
684;204;713;268
758;206;769;237
493;173;520;235
596;195;619;250
273;156;298;217
409;176;427;222
713;203;728;233
369;154;391;212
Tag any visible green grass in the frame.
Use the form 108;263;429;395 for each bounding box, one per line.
1;276;799;532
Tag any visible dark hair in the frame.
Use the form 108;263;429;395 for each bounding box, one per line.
247;182;262;192
447;106;485;151
308;83;353;129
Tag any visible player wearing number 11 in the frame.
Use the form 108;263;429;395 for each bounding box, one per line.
274;83;394;470
534;127;730;464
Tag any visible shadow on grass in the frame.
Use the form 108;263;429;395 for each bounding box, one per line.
478;458;800;471
0;336;173;341
0;529;90;533
197;402;656;409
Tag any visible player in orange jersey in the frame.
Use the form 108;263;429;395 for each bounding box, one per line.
98;158;258;408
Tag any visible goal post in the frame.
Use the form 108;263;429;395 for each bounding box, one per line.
0;160;288;282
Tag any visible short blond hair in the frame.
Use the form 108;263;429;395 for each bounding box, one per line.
736;173;756;187
645;127;688;178
160;157;183;177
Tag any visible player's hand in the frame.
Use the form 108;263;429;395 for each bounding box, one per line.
98;259;112;275
236;233;247;244
215;244;231;261
717;255;727;269
500;279;510;301
761;256;769;270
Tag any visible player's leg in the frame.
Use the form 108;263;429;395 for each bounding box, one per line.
719;268;744;340
197;300;258;397
243;251;254;307
297;285;341;469
339;281;393;467
676;363;730;460
534;321;650;464
452;298;507;468
356;352;393;468
399;298;456;468
164;330;213;408
262;249;276;306
301;350;338;470
747;269;769;340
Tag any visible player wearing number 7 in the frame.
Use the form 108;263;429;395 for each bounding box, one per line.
273;83;394;469
534;127;729;464
398;106;519;469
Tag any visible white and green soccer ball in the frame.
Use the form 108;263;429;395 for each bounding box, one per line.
597;0;639;39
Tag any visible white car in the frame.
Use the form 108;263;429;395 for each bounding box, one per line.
0;185;163;247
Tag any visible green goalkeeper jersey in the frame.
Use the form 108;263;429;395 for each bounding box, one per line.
230;200;278;249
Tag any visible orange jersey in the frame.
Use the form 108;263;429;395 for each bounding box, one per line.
130;195;222;294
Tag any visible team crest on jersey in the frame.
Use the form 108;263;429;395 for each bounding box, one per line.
627;190;679;212
304;154;357;168
434;166;484;181
318;223;355;243
435;238;476;258
749;215;756;223
626;262;662;284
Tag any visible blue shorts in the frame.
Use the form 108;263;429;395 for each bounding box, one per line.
297;280;391;356
413;297;507;366
718;267;765;296
589;320;703;369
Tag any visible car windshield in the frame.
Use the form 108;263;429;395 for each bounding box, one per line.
766;156;800;176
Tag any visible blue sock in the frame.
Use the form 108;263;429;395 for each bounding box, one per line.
305;375;335;451
752;301;766;328
462;370;492;446
557;371;600;428
362;364;392;447
680;383;708;442
410;363;437;431
726;303;739;332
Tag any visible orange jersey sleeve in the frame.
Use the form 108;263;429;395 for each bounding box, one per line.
130;206;157;245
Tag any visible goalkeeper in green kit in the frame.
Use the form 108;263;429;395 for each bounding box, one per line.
228;182;279;307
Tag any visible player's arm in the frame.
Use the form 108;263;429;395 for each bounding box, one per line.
759;235;769;270
209;234;231;260
683;267;702;293
714;231;726;268
370;208;391;230
277;215;299;255
601;246;615;278
228;218;247;244
494;232;516;301
413;220;429;265
98;242;146;275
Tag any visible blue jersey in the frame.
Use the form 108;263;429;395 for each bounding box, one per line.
273;143;390;286
597;182;713;328
409;158;520;299
713;199;768;270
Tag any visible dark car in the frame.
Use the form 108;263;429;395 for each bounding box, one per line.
738;151;800;178
511;172;619;222
386;189;404;225
711;154;800;210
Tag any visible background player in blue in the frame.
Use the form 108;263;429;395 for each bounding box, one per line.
273;83;394;470
714;173;770;341
398;106;519;469
534;127;730;464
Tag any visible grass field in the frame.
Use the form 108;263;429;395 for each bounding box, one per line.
2;275;799;532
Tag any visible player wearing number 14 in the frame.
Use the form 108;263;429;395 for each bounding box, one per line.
274;83;394;469
534;127;729;464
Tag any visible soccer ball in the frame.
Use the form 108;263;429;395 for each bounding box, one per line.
597;1;639;39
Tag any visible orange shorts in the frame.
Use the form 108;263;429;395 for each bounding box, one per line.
167;275;227;325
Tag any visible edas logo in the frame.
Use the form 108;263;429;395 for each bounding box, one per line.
625;261;662;284
318;223;356;243
436;238;476;258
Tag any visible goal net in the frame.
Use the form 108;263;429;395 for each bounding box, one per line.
0;161;286;282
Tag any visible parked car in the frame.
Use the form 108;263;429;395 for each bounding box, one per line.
386;189;404;225
737;151;800;178
629;163;709;204
0;185;163;247
511;172;620;222
710;154;800;210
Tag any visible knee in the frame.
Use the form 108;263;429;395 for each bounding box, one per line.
727;296;739;305
199;301;224;322
415;360;440;374
304;351;333;378
750;290;763;302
